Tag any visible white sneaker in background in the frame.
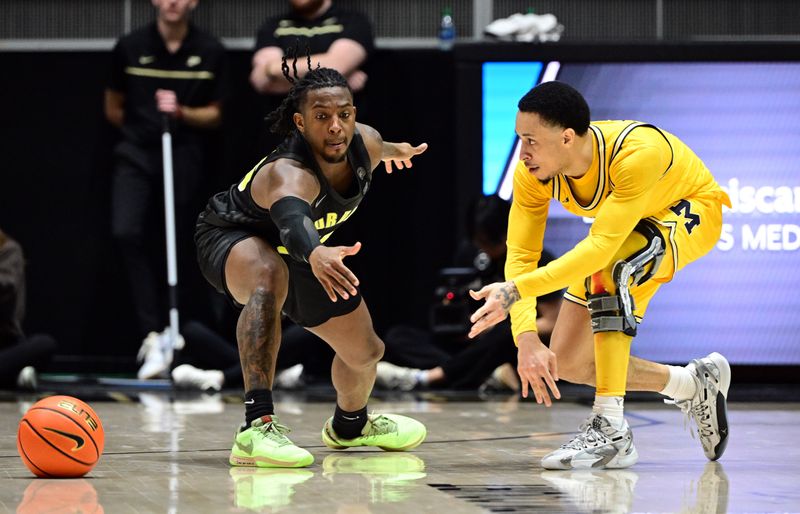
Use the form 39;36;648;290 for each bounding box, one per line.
484;13;529;39
159;327;185;351
375;361;421;391
274;364;304;390
137;332;170;379
16;366;37;390
171;364;224;391
516;13;561;42
137;327;185;380
484;12;562;42
481;363;521;392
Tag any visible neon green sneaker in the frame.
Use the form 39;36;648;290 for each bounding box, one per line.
321;413;426;451
230;415;314;468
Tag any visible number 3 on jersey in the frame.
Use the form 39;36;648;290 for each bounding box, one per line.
670;199;700;234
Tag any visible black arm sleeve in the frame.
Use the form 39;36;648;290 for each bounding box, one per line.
269;196;321;263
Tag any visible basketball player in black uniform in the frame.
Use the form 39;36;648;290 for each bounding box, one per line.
196;61;428;468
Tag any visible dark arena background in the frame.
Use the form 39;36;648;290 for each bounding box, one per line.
1;1;799;512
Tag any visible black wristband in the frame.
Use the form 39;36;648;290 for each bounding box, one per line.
269;196;321;262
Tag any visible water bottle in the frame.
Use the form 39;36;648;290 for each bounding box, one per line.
439;7;455;50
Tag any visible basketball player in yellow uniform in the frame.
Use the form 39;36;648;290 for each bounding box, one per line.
469;81;731;469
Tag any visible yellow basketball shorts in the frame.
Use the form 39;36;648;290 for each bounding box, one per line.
563;194;725;321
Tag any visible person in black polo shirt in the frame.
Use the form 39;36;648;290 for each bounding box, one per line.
104;0;228;379
250;0;374;95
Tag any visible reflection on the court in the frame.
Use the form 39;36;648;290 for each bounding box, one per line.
230;467;314;512
138;391;226;513
683;462;729;514
17;478;104;514
540;468;639;513
539;461;729;513
322;453;427;505
227;454;427;513
138;392;224;433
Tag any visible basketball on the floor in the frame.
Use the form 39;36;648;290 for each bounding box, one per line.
17;395;105;477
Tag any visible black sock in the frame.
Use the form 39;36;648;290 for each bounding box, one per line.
331;404;368;439
244;389;274;427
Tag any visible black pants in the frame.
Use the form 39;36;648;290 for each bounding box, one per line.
276;323;334;383
110;141;205;338
174;320;242;387
383;321;517;390
174;320;334;388
0;334;56;389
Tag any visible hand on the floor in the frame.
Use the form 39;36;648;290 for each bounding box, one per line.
517;332;560;406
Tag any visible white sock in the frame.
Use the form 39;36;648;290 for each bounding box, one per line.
660;365;698;401
593;395;625;429
415;370;429;386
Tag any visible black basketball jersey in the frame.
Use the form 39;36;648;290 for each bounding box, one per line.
201;128;373;255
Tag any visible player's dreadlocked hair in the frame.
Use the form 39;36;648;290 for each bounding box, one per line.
265;43;351;137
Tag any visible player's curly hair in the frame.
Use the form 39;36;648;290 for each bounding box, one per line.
265;43;351;136
517;81;590;136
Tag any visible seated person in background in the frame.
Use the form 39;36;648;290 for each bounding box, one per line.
250;0;374;95
0;229;56;390
375;195;562;391
171;319;334;391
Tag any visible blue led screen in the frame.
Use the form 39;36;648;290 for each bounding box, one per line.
483;62;800;364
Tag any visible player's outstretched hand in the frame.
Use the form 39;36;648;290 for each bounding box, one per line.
517;332;561;407
383;142;428;174
468;281;520;338
308;243;361;302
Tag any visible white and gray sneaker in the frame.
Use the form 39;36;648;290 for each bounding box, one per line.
137;328;185;380
16;366;37;390
375;361;422;391
171;364;224;391
541;414;638;470
274;364;305;390
666;352;730;461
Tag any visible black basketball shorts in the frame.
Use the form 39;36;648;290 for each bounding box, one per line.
195;219;361;327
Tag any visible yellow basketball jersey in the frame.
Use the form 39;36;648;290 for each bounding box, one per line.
507;121;731;340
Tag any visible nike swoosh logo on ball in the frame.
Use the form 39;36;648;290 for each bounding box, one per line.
44;427;85;451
